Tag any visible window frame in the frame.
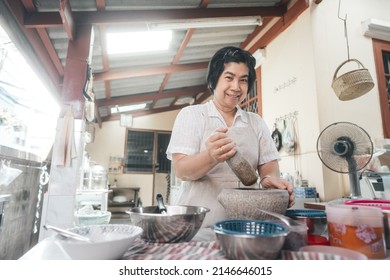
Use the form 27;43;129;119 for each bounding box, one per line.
123;128;171;174
372;38;390;138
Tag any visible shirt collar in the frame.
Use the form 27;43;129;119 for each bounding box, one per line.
206;100;249;124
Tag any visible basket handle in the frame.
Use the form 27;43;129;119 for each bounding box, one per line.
332;59;367;80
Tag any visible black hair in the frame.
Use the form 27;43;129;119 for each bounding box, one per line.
206;46;256;93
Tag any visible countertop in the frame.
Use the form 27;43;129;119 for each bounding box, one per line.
20;227;390;260
19;228;223;260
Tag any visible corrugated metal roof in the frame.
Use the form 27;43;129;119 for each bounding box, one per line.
2;0;308;123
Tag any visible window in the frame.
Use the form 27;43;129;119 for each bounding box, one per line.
372;39;390;138
240;67;262;115
0;25;60;160
124;129;171;173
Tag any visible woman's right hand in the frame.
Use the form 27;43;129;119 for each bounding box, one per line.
205;127;236;162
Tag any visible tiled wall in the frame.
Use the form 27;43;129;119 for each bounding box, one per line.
0;149;46;259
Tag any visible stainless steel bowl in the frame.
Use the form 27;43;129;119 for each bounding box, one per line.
214;220;289;260
127;205;210;243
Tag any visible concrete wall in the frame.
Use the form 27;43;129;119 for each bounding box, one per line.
86;110;179;206
0;147;44;259
260;0;388;201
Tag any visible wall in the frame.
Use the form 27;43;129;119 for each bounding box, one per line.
86;110;178;206
260;0;388;201
0;147;44;259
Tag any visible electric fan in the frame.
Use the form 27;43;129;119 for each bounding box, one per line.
316;122;373;199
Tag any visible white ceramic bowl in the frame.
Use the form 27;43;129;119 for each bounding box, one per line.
55;224;143;260
75;210;112;226
299;245;368;260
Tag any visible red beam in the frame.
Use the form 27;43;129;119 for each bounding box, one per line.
96;85;207;107
59;0;75;40
93;62;209;82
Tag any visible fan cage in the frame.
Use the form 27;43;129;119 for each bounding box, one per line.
316;122;373;174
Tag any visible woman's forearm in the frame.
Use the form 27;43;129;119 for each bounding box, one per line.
258;160;281;179
172;152;219;181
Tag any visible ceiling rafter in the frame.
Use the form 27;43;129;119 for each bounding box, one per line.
96;85;207;107
23;7;286;27
94;0;108;127
3;0;308;120
248;0;308;53
4;0;64;89
102;104;188;122
163;0;210;108
59;0;75;41
93;62;209;82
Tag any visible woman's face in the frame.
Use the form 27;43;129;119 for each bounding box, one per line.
213;62;249;110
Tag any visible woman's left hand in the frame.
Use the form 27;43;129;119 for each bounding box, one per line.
260;176;295;208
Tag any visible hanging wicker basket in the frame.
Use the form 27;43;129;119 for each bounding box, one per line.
331;59;374;101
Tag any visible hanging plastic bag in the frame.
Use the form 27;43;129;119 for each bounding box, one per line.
282;119;296;154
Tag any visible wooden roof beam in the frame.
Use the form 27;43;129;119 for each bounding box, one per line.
23;6;286;27
93;62;208;82
96;85;206;107
59;0;75;41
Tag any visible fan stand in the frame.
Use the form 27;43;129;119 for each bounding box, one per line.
347;157;361;199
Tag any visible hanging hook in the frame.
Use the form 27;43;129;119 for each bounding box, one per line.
338;0;350;60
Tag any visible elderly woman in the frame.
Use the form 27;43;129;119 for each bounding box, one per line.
166;46;294;228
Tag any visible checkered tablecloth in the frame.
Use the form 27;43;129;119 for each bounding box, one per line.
122;239;227;260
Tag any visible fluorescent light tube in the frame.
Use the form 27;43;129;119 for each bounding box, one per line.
148;16;262;30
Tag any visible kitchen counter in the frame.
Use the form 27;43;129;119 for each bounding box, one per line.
19;228;223;260
19;227;390;260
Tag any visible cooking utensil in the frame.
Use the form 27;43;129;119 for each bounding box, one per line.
285;209;328;236
257;209;308;251
156;194;167;214
127;205;209;243
213;219;289;260
256;208;293;226
271;127;282;151
217;188;289;220
226;150;258;186
44;224;91;242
